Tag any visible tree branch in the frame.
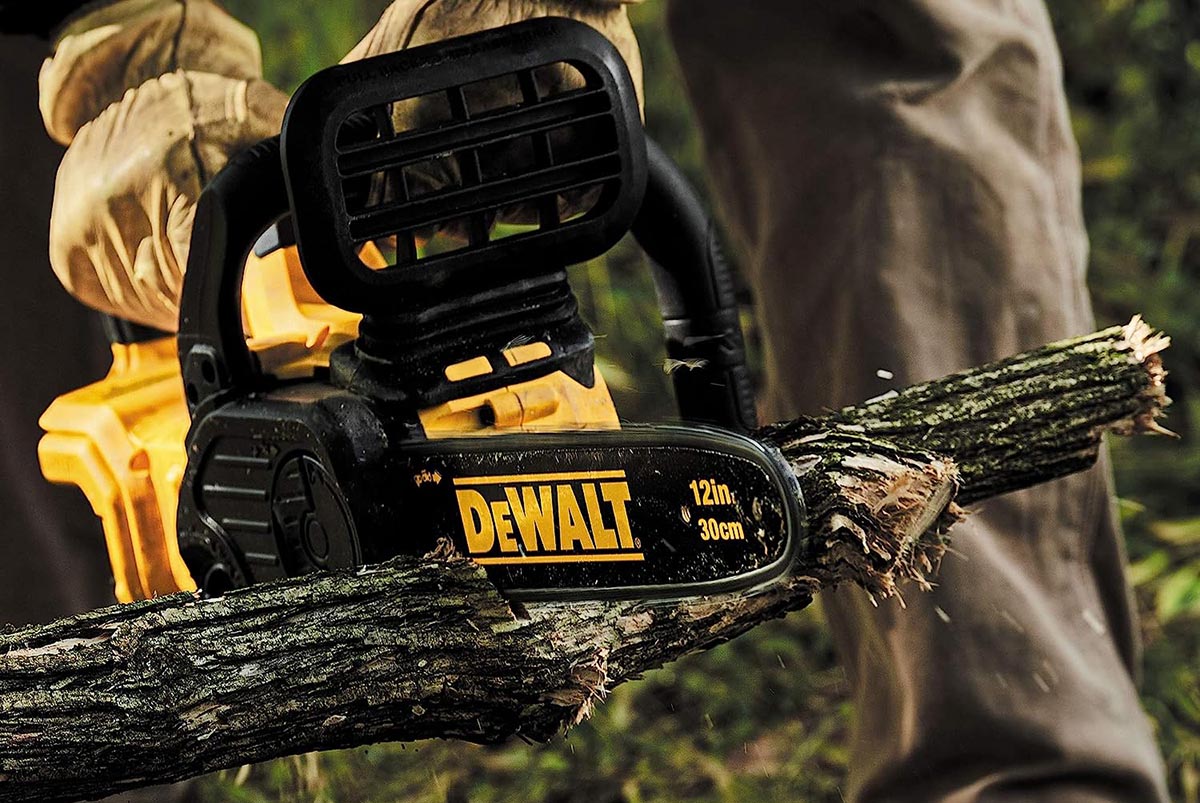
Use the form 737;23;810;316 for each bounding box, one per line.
0;318;1172;802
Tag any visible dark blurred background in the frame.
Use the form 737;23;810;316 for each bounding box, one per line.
3;1;1199;800
0;39;120;623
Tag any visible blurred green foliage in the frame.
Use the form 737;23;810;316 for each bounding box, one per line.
223;0;391;94
1053;1;1200;798
206;1;1200;801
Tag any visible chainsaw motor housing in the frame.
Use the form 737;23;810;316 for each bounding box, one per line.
165;18;805;600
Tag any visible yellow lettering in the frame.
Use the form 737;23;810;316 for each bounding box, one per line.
601;482;634;548
456;490;494;553
505;486;556;552
581;483;618;549
460;477;641;560
490;500;517;552
557;485;595;551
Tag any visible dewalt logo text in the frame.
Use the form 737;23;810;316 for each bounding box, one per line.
454;470;641;565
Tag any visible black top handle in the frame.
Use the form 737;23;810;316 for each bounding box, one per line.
177;17;757;432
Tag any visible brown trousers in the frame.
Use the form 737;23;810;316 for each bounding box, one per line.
667;1;1169;801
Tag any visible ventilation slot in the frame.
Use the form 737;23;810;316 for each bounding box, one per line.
333;61;622;270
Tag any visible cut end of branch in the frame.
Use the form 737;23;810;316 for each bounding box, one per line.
1115;315;1176;438
1122;314;1171;362
811;450;962;599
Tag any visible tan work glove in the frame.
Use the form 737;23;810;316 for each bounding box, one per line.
42;0;287;332
346;0;642;79
344;0;644;234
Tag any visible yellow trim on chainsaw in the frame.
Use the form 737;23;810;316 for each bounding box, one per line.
38;245;620;602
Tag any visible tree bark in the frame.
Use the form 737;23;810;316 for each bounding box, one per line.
0;318;1172;803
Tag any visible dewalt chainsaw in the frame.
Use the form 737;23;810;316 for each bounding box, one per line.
38;18;804;603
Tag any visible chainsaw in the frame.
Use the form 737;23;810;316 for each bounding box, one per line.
38;17;804;603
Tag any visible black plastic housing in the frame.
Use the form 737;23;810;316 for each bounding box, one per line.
174;18;786;598
175;395;803;601
634;140;757;432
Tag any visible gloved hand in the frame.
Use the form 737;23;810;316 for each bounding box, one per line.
42;0;641;331
343;0;644;234
42;0;287;332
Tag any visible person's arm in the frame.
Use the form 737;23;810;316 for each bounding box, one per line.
14;0;641;332
9;0;286;331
